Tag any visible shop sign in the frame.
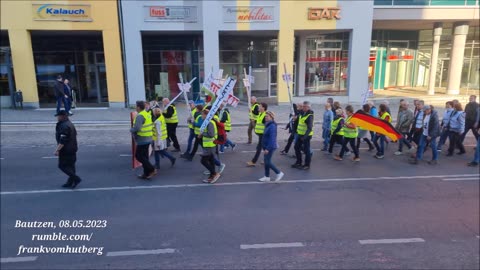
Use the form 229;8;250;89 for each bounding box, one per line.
33;4;92;22
144;6;197;22
307;7;341;20
223;6;274;23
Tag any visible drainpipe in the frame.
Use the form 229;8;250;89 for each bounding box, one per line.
117;0;129;108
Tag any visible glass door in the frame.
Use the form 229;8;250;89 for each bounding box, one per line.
268;63;277;97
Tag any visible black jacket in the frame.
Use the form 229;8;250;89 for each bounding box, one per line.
465;101;479;125
425;110;440;138
56;119;78;155
54;80;65;98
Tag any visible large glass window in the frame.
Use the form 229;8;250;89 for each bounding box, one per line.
462;27;480;90
31;32;108;105
219;35;279;99
142;34;203;101
304;32;350;96
0;32;15;97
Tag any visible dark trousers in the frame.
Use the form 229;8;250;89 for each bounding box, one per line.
58;154;80;183
448;131;466;154
135;144;154;175
461;123;480;143
398;132;412;152
189;137;201;159
264;149;280;177
283;132;295;153
412;129;422;146
56;96;66;113
295;136;312;166
186;128;195;154
340;137;359;158
167;123;180;150
201;154;216;177
356;138;373;153
328;134;344;153
252;134;263;163
373;134;386;155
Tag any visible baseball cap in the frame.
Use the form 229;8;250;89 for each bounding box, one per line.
55;110;68;116
423;105;432;111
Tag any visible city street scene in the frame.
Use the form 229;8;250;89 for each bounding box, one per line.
1;0;479;269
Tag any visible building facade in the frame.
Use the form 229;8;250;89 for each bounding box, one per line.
1;1;478;108
0;0;125;108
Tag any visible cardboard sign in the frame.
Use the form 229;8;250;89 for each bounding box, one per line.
282;74;292;82
200;77;236;132
211;82;239;107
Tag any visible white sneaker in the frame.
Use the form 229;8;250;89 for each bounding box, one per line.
258;176;271;182
203;170;210;175
218;163;226;173
394;151;403;156
274;172;284;182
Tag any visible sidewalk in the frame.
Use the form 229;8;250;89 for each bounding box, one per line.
0;94;468;126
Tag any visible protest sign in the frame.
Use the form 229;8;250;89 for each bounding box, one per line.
200;77;236;132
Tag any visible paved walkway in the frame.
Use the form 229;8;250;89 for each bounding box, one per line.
0;93;471;126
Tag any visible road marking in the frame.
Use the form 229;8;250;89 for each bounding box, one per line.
41;156;58;159
119;154;132;157
0;158;4;160
359;238;425;245
1;256;38;263
106;248;176;257
1;174;478;196
240;242;305;250
443;177;479;181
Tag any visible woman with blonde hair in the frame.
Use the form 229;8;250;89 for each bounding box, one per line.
152;108;176;170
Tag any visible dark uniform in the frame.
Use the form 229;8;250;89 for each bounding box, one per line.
55;113;81;188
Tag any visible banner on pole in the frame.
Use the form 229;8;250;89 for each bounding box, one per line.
210;82;239;107
201;72;215;95
200;77;236;132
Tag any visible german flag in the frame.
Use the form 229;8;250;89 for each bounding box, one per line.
350;110;403;142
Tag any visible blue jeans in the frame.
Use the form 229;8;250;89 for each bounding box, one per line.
417;135;438;161
373;134;385;155
154;150;175;167
220;138;235;152
473;137;480;163
264;149;280;177
322;128;330;150
56;96;65;113
186;128;195;154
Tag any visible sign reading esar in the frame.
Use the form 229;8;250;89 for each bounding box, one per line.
307;7;341;20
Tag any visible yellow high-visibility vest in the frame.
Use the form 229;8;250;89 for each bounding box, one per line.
202;120;218;148
153;114;168;141
381;111;392;123
188;108;196;129
297;114;314;136
249;103;259;120
194;115;202;135
134;110;153;137
255;112;266;135
342;116;358;138
330;117;344;136
164;105;179;124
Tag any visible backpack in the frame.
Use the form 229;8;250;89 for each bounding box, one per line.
213;119;227;145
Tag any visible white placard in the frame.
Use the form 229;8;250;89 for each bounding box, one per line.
200;77;236;132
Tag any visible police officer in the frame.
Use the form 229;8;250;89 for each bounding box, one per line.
54;110;81;188
131;101;156;179
162;98;181;152
247;96;260;144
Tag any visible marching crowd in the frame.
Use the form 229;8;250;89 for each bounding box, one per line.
127;94;479;184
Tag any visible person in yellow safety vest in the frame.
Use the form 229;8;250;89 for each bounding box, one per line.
130;101;156;180
247;103;268;167
219;102;237;153
181;100;200;158
334;105;360;162
247;96;260;144
292;101;314;170
183;104;204;161
198;109;221;184
373;103;392;159
328;108;346;155
152;108;177;170
162;98;181;152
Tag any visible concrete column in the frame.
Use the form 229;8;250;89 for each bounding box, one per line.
447;22;469;95
427;23;442;95
202;1;220;73
297;35;307;96
8;30;39;108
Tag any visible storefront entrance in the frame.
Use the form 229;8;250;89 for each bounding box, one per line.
384;41;415;89
31;32;109;107
268;63;295;97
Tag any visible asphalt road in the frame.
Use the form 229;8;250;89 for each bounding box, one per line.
1;125;479;269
